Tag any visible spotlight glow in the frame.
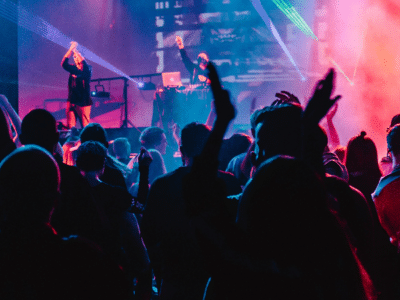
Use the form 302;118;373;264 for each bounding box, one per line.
0;0;138;84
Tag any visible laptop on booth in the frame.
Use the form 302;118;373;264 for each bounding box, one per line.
162;72;182;88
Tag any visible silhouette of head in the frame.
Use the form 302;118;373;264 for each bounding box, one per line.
252;104;303;168
180;122;211;161
0;145;60;224
219;133;252;170
345;131;380;174
76;141;107;172
20;109;59;153
139;126;167;155
80;123;108;148
113;137;131;160
197;52;209;70
387;124;400;157
389;114;400;129
73;52;83;71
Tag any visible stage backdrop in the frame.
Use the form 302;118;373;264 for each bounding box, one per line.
17;0;317;130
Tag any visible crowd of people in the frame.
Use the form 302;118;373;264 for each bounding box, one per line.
1;61;400;300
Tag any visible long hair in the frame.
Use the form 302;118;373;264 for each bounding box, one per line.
345;131;382;177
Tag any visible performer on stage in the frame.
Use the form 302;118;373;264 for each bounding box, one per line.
176;36;211;86
61;41;93;128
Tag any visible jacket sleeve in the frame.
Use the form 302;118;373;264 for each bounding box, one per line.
179;48;195;76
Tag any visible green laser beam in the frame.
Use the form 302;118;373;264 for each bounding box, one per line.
271;0;318;41
328;57;354;86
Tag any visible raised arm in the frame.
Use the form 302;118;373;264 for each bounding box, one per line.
136;147;152;208
61;41;77;67
325;103;341;149
203;62;236;157
0;95;21;143
176;36;184;50
302;69;341;176
176;36;195;76
183;62;236;215
205;100;216;127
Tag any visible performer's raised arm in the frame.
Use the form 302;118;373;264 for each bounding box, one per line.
61;41;77;67
176;36;195;77
176;36;184;50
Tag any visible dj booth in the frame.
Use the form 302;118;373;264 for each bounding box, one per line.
152;84;212;130
152;71;212;130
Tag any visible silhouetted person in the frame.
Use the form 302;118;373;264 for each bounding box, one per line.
183;65;373;300
113;137;132;165
374;124;400;246
176;36;210;86
128;126;168;197
346;131;382;200
80;123;129;189
0;146;130;300
19;109;103;241
141;121;241;300
219;133;251;172
76;141;152;299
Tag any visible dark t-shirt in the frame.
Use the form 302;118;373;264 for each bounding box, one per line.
62;57;93;107
90;182;133;255
51;161;104;242
141;166;241;279
101;163;128;190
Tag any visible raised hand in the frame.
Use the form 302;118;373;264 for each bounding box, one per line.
138;147;153;169
304;68;341;126
207;62;235;124
326;102;338;121
64;41;78;60
70;41;78;51
176;36;184;49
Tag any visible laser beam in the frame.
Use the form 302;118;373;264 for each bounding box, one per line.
328;57;354;86
272;0;318;41
251;0;306;81
0;0;138;84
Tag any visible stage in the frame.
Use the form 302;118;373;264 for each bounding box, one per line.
1;0;400;157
